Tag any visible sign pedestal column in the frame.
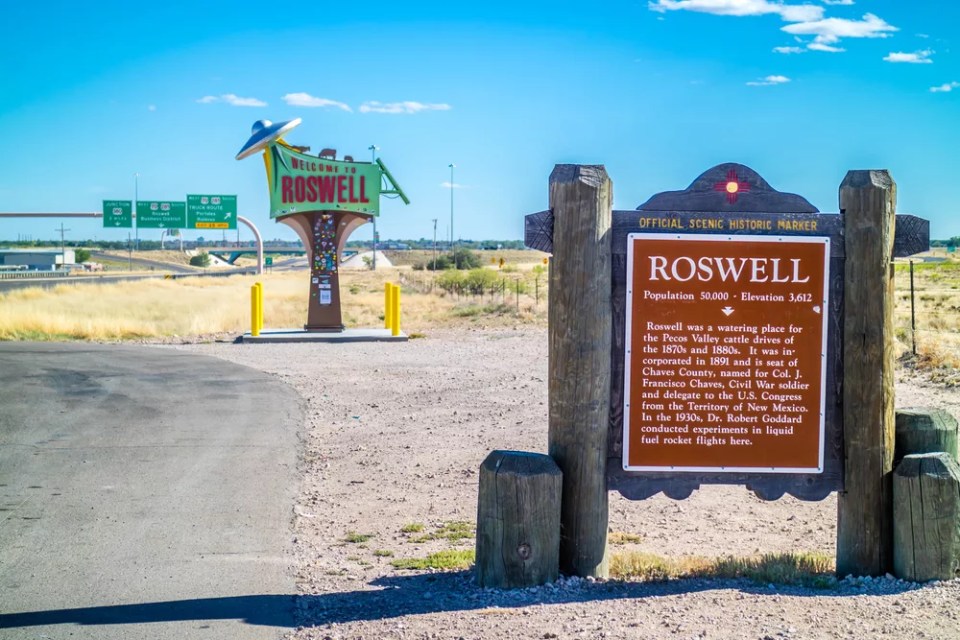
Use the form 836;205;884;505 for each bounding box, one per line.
281;210;370;332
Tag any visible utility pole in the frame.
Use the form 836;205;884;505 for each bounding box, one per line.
56;223;71;268
448;163;456;254
369;144;380;270
432;218;438;270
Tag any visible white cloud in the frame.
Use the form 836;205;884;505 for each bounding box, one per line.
360;101;452;114
746;74;791;86
282;93;352;111
196;94;267;107
930;81;960;93
884;49;934;64
221;94;267;107
822;0;853;5
807;42;845;52
440;182;467;189
774;45;805;53
649;0;823;22
147;104;157;112
782;13;897;46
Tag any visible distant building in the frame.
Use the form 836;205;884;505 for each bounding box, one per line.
0;249;75;271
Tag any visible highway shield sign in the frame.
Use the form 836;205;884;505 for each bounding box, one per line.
187;194;237;230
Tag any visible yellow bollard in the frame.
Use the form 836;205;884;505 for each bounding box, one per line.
250;284;260;337
390;283;401;337
255;282;264;332
384;282;393;329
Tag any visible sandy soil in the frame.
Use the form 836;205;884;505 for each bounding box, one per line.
172;327;960;640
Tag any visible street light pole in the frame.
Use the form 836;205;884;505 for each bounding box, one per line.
134;172;139;252
432;218;437;270
369;144;380;270
448;163;455;255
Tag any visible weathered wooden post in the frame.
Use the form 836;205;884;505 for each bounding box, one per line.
893;453;960;581
476;451;562;588
895;408;959;466
548;165;611;578
837;170;897;577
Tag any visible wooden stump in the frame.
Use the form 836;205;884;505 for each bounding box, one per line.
892;453;960;582
476;451;562;589
895;408;958;466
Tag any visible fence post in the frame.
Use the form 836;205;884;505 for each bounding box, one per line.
548;164;611;578
837;170;897;577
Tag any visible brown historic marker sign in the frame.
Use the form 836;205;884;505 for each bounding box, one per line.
623;234;830;473
526;162;930;500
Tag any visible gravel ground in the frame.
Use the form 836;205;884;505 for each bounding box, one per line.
172;327;960;640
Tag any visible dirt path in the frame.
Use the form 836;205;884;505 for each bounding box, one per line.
174;327;960;640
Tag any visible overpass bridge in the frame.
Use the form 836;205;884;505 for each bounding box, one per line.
207;248;357;265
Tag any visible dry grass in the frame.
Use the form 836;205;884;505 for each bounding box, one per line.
0;267;547;341
609;550;835;587
894;258;960;383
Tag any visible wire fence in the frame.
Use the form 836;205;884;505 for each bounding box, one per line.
895;260;960;368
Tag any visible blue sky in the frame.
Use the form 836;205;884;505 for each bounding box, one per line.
1;0;957;244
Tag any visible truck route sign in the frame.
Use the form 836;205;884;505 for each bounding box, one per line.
623;233;830;473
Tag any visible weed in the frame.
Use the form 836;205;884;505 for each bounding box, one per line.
391;549;475;571
374;549;394;557
400;523;425;533
344;532;374;544
609;550;835;588
608;531;643;545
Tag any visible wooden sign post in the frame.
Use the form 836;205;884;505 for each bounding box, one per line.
526;163;930;578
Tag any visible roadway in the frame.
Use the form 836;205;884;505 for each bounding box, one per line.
90;250;198;274
0;343;301;639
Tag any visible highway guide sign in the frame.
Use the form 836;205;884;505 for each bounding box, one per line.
102;200;132;228
136;201;186;229
622;233;830;474
187;194;237;230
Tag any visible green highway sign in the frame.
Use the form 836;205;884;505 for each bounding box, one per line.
265;256;273;267
103;200;133;228
187;194;237;230
137;201;186;229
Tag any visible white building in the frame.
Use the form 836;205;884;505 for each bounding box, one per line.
0;249;76;271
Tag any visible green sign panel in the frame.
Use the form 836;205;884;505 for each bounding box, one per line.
267;145;383;218
187;194;237;230
137;201;186;229
103;200;132;228
265;256;273;267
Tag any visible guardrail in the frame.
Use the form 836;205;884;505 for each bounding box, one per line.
0;270;70;280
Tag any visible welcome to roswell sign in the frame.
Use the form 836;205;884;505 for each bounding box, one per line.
266;144;386;218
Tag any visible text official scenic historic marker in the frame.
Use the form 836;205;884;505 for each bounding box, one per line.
623;234;830;473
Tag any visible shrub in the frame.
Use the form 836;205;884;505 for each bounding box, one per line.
436;270;465;294
189;252;211;268
451;248;482;270
75;248;91;263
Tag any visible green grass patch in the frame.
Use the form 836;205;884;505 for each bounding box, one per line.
400;523;425;533
610;551;835;588
344;532;374;544
407;520;475;544
374;549;394;557
391;549;475;571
